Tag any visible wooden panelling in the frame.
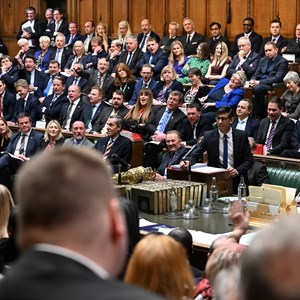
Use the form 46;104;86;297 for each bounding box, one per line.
129;0;147;35
111;0;129;37
148;0;166;37
186;0;207;35
77;0;94;33
277;0;298;37
165;0;185;35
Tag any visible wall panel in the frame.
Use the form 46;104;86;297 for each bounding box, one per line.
165;0;185;35
186;0;207;35
148;0;166;37
129;0;147;35
111;0;129;37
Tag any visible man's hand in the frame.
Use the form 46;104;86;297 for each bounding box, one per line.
152;131;166;142
227;167;238;177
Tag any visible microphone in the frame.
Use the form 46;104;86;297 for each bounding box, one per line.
182;143;198;161
111;154;131;169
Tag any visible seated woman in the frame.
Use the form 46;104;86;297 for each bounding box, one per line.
201;70;246;123
111;63;136;102
0;56;18;93
124;233;195;300
152;65;183;105
95;22;111;52
34;36;52;72
184;68;210;106
123;88;153;140
281;71;300;119
118;20;132;50
178;42;211;84
168;41;188;78
38;120;64;152
205;41;231;85
0;118;12;154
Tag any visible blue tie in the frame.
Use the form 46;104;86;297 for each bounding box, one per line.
149;55;154;64
43;76;53;96
157;109;170;133
223;134;228;168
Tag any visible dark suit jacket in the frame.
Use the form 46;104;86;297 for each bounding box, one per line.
65;33;82;47
190;128;253;176
247;160;269;186
256;116;295;155
6;129;43;158
44;20;69;38
206;36;231;55
231;117;260;140
180;116;213;146
129;78;158;105
81;33;96;53
88;101;111;128
64;54;93;71
259;36;288;56
152;80;184;103
0;37;8;55
226;51;261;80
136;49;168;78
159;36;178;54
41;93;69;122
231;31;263;56
157;147;189;175
283;38;300;63
291;120;300;150
0;66;19;93
13;94;40;125
145;106;187;137
65;76;88;92
178;32;205;56
58;99;91;130
251;54;288;86
115;49;144;76
49;47;72;70
92;105;129;132
95;135;132;173
17;18;46;48
0;250;164;300
137;31;161;47
2;91;16;121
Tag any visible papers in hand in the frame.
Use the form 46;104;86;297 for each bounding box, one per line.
21;21;35;33
0;152;23;161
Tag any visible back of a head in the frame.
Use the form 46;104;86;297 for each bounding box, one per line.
15;148;116;248
124;233;194;300
168;227;193;260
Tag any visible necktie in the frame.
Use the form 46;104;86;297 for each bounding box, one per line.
49;94;58;107
192;123;196;139
55;22;60;32
237;120;245;130
19;134;26;155
0;94;2;117
84;36;91;52
186;35;191;49
103;140;113;159
272;38;276;43
86;104;96;127
261;60;273;79
73;77;79;85
143;82;148;89
62;102;74;129
140;34;147;50
223;134;228;168
19;98;25;111
149;55;154;64
266;121;276;151
96;73;103;87
157;109;171;133
297;38;300;43
69;35;73;44
126;52;133;65
168;153;175;166
55;49;61;62
43;76;53;96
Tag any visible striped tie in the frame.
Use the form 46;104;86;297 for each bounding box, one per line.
266;121;276;151
103;140;113;159
157;109;170;133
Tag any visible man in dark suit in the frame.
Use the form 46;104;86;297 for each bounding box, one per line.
95;115;132;173
178;18;205;56
58;84;90;131
144;91;187;168
79;58;115;99
231;17;262;56
81;20;95;53
0;147;163;300
65;22;82;48
180;102;212;146
44;8;69;39
0;79;16;121
256;97;294;155
65;62;88;93
155;130;189;179
206;22;231;56
250;41;288;119
41;60;62;97
281;23;300;63
227;36;260;80
115;36;143;76
137;19;161;53
13;79;40;126
128;64;157;106
85;86;110;132
159;22;179;54
39;77;69;123
16;6;46;49
259;19;288;56
49;33;72;70
280;120;300;159
0;112;43;189
231;99;260;139
136;37;168;80
0;55;19;94
92;90;129;134
183;106;253;192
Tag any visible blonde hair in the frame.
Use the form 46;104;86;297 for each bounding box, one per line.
0;184;15;238
118;20;132;40
125;234;194;300
160;65;177;81
211;41;229;67
72;40;85;56
0;117;12;147
169;40;186;66
44;120;63;142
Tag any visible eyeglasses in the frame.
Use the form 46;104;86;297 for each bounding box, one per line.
216;117;230;121
211;27;219;31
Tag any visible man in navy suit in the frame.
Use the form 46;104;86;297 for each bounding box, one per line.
65;22;82;48
231;17;262;56
280;120;300;159
259;19;288;56
182;106;253;192
178;18;205;56
64;62;88;93
250;41;288;119
49;34;72;70
227;36;260;80
155;130;189;180
281;23;300;63
231;99;260;139
136;37;168;80
0;112;43;189
256;97;294;155
95;115;132;173
128;64;157;106
44;8;69;39
81;20;95;53
0;79;16;121
137;19;160;53
159;22;179;54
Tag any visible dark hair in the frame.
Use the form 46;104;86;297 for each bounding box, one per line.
169;91;184;103
113;89;125;100
49;60;60;67
24;55;36;63
187;102;201;111
268;96;282;109
147;37;158;43
90;86;104;96
239;98;253;111
217;106;234;118
270;19;282;27
17;112;31;122
53;76;65;85
168;227;193;260
243;17;254;26
187;67;202;78
210;22;221;29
